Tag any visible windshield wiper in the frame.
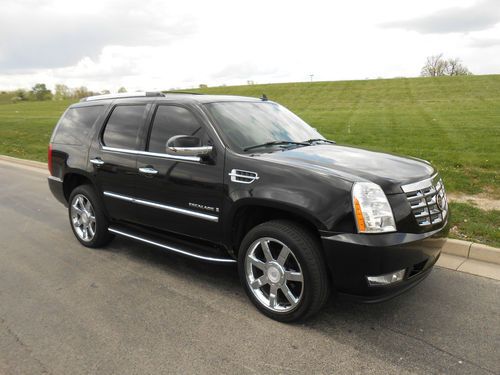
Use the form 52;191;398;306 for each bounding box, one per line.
243;140;309;152
303;138;336;145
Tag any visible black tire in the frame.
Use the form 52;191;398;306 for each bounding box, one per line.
68;184;114;248
238;220;330;322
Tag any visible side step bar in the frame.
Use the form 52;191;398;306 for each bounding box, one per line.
108;226;236;264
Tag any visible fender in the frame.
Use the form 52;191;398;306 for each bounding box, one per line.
226;195;325;229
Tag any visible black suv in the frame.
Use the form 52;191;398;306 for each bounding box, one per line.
48;92;448;321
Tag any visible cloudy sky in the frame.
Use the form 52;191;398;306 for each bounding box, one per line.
1;0;499;92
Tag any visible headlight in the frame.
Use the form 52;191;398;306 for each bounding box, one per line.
352;182;396;233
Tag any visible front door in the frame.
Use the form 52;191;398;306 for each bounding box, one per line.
134;104;224;242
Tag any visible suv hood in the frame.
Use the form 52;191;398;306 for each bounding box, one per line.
256;144;435;194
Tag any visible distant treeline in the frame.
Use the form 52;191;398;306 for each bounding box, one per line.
6;84;127;103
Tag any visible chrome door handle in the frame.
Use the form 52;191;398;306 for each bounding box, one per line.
90;158;105;166
139;167;158;175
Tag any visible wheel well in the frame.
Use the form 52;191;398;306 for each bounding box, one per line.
63;173;93;202
231;205;321;255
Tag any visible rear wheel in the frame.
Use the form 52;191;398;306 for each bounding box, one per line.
68;185;113;248
238;220;330;322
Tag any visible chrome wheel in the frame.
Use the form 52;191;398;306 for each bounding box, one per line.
70;194;96;242
245;237;304;313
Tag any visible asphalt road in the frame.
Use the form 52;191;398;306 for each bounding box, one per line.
0;161;499;375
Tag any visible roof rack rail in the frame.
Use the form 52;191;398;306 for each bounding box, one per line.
161;91;204;95
80;91;166;102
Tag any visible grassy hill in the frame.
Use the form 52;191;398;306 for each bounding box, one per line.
191;75;500;199
1;75;499;196
0;97;74;162
0;75;499;245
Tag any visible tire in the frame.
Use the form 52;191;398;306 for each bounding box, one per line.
68;184;114;248
238;220;330;322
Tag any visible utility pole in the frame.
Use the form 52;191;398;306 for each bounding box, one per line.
309;74;314;82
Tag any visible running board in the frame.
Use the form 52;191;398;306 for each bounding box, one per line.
108;226;236;264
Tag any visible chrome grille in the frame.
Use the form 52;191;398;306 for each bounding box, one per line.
402;176;448;227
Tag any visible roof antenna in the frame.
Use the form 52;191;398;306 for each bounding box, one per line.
261;94;268;101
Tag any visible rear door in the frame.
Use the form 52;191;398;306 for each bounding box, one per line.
89;103;151;223
134;104;224;242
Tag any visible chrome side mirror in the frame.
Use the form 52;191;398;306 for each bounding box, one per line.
166;135;213;157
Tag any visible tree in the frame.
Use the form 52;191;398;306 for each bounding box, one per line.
72;86;93;99
117;87;127;93
14;89;27;101
421;54;472;77
445;58;472;76
100;89;111;95
31;83;52;101
54;84;70;100
421;54;447;77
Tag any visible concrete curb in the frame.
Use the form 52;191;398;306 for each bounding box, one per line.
0;155;46;169
469;243;500;265
436;254;500;281
1;154;499;267
436;238;500;266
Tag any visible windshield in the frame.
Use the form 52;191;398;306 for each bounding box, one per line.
205;101;323;153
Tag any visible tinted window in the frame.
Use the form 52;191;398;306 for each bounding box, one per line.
102;105;147;150
205;102;321;153
148;106;203;153
52;106;103;145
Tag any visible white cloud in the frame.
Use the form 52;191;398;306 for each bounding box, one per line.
0;0;499;92
381;0;500;34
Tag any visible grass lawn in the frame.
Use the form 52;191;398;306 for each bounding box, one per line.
192;75;500;199
0;96;75;161
0;75;499;246
449;203;500;248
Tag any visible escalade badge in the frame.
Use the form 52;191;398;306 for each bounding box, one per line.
189;202;219;213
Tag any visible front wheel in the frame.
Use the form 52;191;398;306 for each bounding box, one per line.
238;220;330;322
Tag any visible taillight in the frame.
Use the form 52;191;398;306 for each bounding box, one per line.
48;144;53;175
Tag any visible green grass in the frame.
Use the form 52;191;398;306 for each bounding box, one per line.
0;98;75;160
0;75;499;246
191;75;500;199
448;203;500;248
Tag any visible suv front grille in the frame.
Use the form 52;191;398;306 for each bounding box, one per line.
402;176;448;227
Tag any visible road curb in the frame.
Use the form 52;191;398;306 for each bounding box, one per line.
469;243;500;265
432;238;500;266
0;155;46;170
1;154;499;267
441;238;471;258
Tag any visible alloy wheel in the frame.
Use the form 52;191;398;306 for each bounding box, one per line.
70;194;96;242
245;237;304;313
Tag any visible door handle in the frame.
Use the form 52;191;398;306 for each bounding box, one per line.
139;167;159;176
90;158;105;166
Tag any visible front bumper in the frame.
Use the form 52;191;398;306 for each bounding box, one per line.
321;226;446;302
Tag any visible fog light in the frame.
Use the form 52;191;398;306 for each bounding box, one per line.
367;269;405;286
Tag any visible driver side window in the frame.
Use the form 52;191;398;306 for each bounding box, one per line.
147;105;204;154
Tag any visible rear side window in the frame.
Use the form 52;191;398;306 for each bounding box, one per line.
52;106;103;145
102;105;147;150
148;105;203;153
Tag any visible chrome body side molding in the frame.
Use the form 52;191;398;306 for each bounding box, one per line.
102;146;201;162
108;227;236;263
103;191;219;222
